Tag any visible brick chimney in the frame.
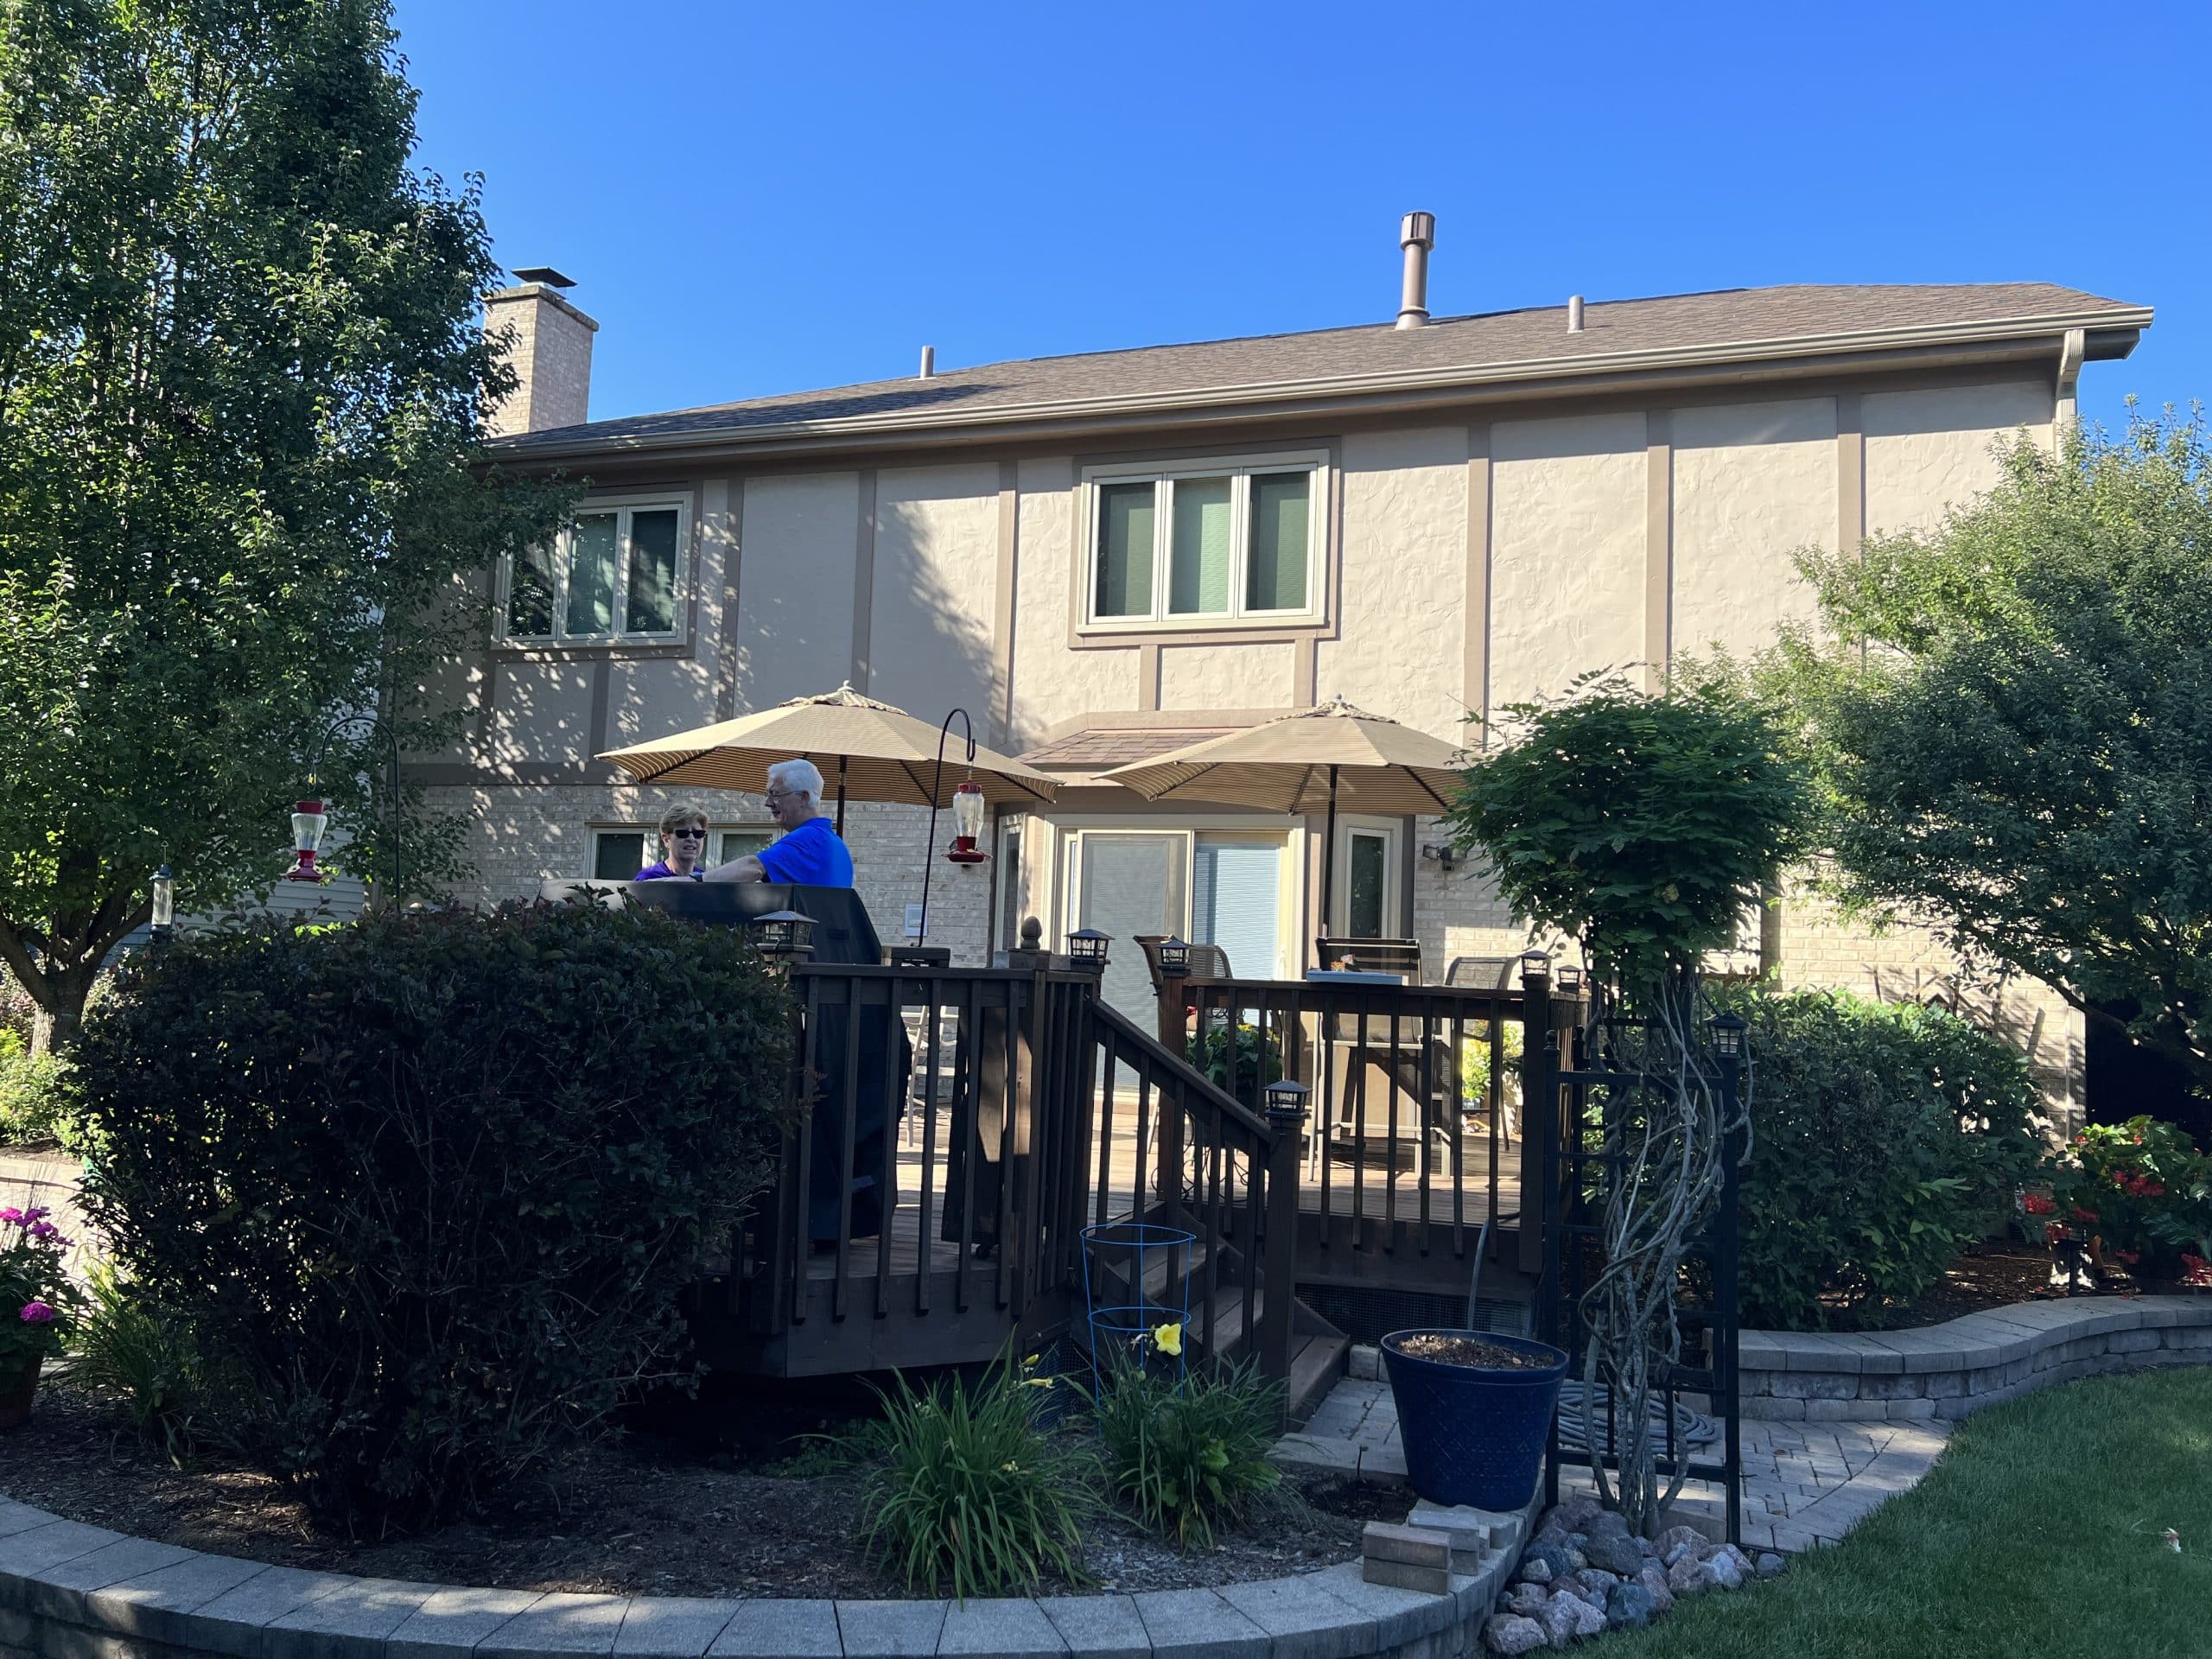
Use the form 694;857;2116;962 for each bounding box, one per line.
483;267;598;435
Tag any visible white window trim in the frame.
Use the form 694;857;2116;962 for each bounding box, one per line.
1077;448;1330;635
502;493;693;646
1048;817;1300;981
1332;818;1402;939
588;821;774;879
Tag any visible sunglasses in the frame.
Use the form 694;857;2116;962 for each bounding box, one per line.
669;827;708;839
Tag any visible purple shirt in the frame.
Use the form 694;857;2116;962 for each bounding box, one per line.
634;861;702;881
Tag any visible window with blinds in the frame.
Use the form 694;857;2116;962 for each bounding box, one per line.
506;496;689;645
1084;452;1325;629
1192;838;1283;979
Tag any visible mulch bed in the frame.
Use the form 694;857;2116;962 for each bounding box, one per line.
1;1372;1402;1600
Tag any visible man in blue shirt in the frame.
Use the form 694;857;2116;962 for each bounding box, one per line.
704;757;855;887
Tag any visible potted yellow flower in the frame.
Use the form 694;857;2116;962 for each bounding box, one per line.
1;1205;77;1429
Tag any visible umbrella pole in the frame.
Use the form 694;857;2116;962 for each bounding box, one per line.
1319;764;1339;963
836;753;849;838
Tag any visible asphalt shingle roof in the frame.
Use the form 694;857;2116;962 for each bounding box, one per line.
497;283;2144;454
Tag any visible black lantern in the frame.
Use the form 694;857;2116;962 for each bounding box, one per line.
1157;936;1192;976
753;908;816;961
1262;1078;1312;1125
1518;949;1551;984
1066;927;1110;971
1708;1011;1748;1060
149;865;175;943
1555;963;1584;995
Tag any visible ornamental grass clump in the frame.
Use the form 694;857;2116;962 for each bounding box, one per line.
844;1351;1096;1599
1088;1357;1282;1549
69;901;797;1527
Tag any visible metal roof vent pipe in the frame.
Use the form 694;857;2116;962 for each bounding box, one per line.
1395;212;1435;329
1567;295;1586;334
918;345;936;379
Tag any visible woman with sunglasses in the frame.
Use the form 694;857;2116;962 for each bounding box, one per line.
636;804;711;880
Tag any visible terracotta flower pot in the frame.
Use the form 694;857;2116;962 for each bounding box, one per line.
0;1353;42;1431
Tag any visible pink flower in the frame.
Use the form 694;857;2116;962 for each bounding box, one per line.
19;1301;54;1323
0;1208;21;1225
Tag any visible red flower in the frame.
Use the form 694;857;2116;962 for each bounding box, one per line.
2183;1255;2212;1289
2046;1222;2072;1244
2074;1207;2100;1224
2144;1183;2165;1198
2118;1249;2141;1266
2022;1193;2056;1216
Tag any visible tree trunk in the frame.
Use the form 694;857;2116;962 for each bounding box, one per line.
28;968;94;1058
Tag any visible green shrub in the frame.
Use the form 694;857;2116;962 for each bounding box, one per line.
1186;1018;1281;1109
2049;1116;2212;1281
1088;1359;1282;1548
0;1042;75;1147
1738;989;2043;1330
69;901;798;1526
843;1351;1095;1599
71;1262;204;1463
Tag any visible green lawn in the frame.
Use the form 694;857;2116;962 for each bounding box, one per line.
1605;1367;2212;1659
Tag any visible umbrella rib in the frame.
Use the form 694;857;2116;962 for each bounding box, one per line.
625;750;702;785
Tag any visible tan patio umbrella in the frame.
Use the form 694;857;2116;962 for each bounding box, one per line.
1101;696;1466;943
597;683;1061;835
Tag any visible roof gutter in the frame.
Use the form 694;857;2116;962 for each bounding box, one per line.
492;306;2152;467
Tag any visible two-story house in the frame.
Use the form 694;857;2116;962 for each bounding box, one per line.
423;221;2152;1114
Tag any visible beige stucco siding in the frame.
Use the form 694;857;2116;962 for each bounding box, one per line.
729;472;860;713
1158;640;1298;711
485;661;598;767
868;462;1001;724
1863;381;2051;537
1670;398;1838;664
1488;412;1649;709
1320;426;1469;739
1008;456;1139;746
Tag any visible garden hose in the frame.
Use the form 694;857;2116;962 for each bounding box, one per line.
1553;1380;1719;1452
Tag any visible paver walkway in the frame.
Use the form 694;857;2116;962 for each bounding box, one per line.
1273;1373;1950;1554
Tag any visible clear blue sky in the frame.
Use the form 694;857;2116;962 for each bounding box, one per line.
393;0;2206;435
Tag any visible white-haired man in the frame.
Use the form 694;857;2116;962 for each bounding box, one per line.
704;758;855;887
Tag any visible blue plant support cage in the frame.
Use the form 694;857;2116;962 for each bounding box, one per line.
1080;1221;1195;1390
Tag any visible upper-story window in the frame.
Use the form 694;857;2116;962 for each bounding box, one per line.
505;496;690;644
1081;451;1326;631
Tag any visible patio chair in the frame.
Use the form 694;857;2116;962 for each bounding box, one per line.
1444;956;1519;1144
1132;934;1234;994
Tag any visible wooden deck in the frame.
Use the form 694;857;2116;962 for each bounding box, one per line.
799;1102;1523;1283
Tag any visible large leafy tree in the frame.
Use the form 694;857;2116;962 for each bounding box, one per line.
1770;415;2212;1101
0;0;566;1051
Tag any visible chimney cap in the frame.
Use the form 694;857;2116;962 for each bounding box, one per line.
510;266;576;289
1400;211;1435;248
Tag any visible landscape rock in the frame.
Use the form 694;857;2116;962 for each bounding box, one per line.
1662;1541;1698;1569
1564;1547;1589;1571
1586;1533;1646;1578
1706;1548;1746;1591
1514;1554;1555;1586
1585;1510;1632;1541
1542;1497;1602;1534
1484;1614;1548;1656
1667;1554;1713;1598
1720;1543;1756;1576
1637;1536;1661;1557
1637;1564;1675;1615
1656;1524;1708;1555
1756;1552;1788;1580
1537;1592;1605;1645
1554;1577;1603;1610
1605;1581;1656;1631
1522;1542;1573;1581
1507;1583;1550;1619
1573;1567;1620;1597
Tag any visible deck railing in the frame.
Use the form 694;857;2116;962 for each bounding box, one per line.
708;956;1578;1382
1161;970;1573;1274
